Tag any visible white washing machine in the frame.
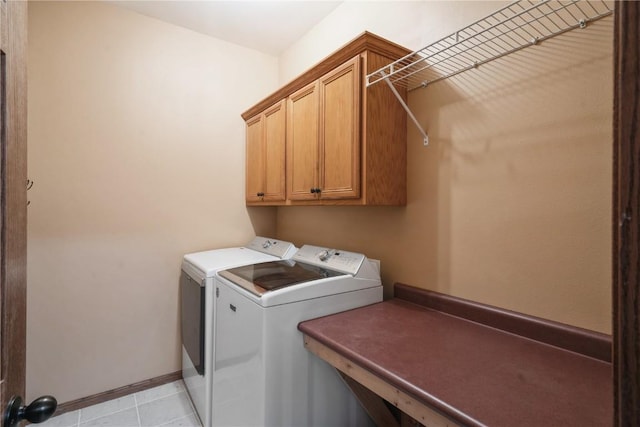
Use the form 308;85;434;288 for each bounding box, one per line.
212;245;382;427
180;237;297;426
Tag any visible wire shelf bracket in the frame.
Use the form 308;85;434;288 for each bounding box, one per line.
380;71;430;146
367;0;614;146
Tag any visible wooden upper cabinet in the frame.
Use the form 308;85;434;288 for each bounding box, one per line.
263;102;286;200
287;82;319;201
243;32;410;206
288;57;360;201
318;56;360;200
245;100;286;204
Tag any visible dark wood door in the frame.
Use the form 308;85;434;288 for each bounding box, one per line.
614;2;640;425
0;0;29;422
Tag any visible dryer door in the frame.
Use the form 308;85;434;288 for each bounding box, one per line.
181;270;205;375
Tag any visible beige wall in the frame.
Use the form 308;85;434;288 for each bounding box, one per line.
26;1;277;402
276;1;613;333
27;0;613;407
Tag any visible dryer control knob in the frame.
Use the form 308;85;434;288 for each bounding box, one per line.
262;240;272;249
318;250;331;262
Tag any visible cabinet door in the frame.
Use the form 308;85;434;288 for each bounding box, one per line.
262;100;286;201
245;114;264;203
245;101;286;204
287;82;319;201
318;55;361;199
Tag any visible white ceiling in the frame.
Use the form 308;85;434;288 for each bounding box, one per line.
110;1;342;55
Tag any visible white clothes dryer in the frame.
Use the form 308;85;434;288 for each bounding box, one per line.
180;237;296;426
212;245;382;427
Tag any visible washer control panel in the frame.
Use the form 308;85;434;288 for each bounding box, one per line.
246;237;297;259
293;245;365;275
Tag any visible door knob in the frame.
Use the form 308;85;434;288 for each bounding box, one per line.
4;395;57;427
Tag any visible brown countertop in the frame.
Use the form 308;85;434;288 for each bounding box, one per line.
298;285;612;427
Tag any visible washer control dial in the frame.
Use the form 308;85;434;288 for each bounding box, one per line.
318;249;332;261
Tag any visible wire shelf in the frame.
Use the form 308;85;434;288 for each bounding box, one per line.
367;0;613;92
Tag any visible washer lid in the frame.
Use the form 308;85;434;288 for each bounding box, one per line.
218;260;345;297
182;237;296;278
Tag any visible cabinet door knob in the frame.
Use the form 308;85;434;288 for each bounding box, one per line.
310;188;316;194
257;192;264;197
315;188;321;194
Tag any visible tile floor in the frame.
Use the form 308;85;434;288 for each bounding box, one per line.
40;380;202;427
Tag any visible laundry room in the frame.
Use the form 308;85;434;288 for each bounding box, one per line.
17;0;620;426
